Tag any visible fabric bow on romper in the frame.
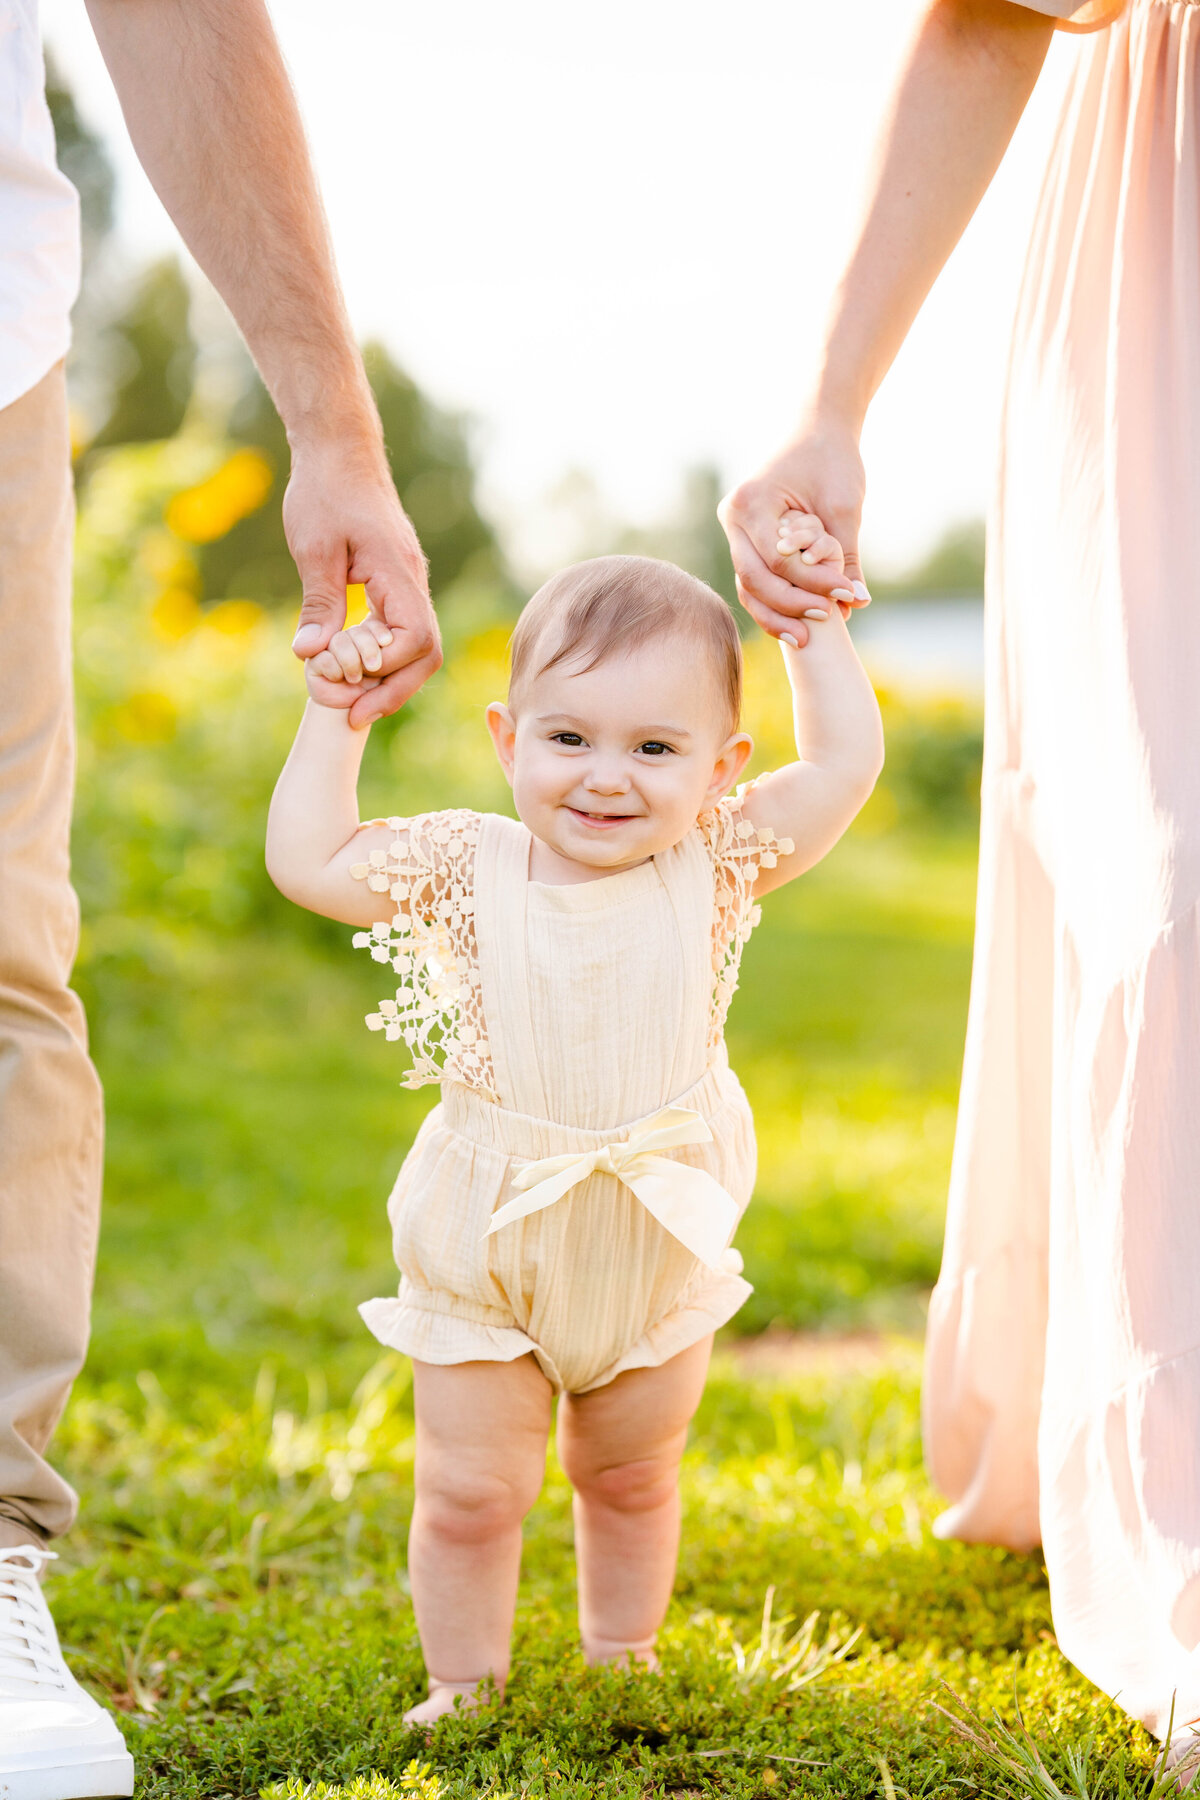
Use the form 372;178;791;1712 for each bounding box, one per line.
351;794;791;1395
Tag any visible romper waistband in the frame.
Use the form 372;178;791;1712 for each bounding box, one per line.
440;1059;737;1162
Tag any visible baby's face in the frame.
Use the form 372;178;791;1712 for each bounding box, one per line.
487;634;752;881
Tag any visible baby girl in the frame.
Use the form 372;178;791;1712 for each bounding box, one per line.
266;552;882;1723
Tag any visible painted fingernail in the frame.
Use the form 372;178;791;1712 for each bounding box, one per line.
802;608;828;621
830;588;853;603
780;633;800;649
852;581;871;602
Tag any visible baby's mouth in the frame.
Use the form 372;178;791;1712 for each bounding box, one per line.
568;807;637;827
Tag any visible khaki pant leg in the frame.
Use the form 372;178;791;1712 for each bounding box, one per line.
0;363;103;1548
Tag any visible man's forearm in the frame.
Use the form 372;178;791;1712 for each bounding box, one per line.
810;0;1055;432
86;0;379;457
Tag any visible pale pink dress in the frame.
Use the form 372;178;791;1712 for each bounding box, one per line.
923;0;1200;1738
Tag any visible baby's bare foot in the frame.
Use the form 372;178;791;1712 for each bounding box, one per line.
403;1677;494;1726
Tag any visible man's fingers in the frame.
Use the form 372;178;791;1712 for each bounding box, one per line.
291;546;350;658
347;646;443;726
357;516;431;627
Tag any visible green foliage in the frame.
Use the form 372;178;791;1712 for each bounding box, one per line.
86;259;198;454
45;52;115;255
879;700;984;832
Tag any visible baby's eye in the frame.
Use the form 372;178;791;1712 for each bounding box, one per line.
550;731;585;747
638;741;675;757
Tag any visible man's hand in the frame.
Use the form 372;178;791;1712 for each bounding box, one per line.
718;421;870;645
285;436;442;726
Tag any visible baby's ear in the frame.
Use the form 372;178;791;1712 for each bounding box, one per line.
486;702;517;784
708;731;753;800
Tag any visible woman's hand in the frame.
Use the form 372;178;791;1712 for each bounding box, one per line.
718;419;869;644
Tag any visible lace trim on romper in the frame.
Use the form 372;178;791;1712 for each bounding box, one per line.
699;785;794;1054
351;790;792;1087
350;809;497;1098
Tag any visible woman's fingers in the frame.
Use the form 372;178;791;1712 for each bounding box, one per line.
726;520;854;623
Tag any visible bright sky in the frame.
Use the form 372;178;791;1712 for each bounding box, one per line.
42;0;1076;576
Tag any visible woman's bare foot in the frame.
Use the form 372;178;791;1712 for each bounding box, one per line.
403;1677;495;1726
1163;1727;1200;1792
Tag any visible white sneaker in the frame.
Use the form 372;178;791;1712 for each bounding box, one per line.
0;1546;134;1800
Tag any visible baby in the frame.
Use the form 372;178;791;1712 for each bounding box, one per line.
267;552;883;1723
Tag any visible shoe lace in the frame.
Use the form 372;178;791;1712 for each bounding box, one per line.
0;1546;67;1692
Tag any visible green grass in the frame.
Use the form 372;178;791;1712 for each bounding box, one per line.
51;824;1167;1796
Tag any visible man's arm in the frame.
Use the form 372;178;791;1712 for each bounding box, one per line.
85;0;440;721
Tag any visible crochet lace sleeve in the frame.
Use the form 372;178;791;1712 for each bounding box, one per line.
698;786;794;1049
348;809;496;1098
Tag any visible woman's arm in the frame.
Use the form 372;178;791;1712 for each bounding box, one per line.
266;704;395;926
742;612;885;893
719;0;1056;642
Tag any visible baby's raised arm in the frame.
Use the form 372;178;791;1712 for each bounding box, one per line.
740;609;884;897
266;700;397;926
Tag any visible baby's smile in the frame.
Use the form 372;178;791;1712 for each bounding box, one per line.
567;806;641;826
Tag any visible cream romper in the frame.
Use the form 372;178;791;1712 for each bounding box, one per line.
349;792;791;1395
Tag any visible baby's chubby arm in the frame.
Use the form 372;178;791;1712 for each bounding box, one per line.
266;620;400;926
740;607;884;897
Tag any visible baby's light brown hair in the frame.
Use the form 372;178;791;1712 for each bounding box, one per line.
509;555;742;734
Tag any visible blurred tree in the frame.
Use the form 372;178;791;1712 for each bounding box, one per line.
196;340;508;608
872;519;986;599
45;53;115;261
672;466;738;611
617;464;741;623
86;259;197;453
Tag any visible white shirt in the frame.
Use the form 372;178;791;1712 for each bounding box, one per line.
0;0;80;411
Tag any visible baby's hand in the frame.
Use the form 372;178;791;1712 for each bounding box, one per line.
304;617;394;708
775;510;853;623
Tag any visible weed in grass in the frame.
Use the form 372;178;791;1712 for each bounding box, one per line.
931;1680;1183;1800
725;1588;862;1694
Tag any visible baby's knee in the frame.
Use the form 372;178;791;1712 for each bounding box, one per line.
570;1454;678;1517
416;1464;537;1546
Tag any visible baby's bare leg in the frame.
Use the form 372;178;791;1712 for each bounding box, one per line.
557;1336;713;1667
407;1355;553;1720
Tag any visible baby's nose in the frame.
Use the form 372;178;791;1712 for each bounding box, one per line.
583;758;631;794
